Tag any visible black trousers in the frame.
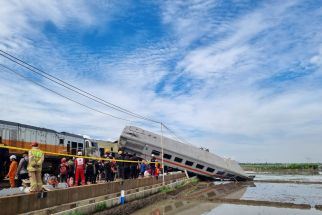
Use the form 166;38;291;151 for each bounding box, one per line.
17;173;29;187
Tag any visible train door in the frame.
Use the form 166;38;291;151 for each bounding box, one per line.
67;141;71;154
71;141;78;155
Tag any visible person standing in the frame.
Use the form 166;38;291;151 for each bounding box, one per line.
27;142;44;192
140;160;147;177
59;158;68;183
117;151;125;180
16;151;29;187
7;155;18;188
103;159;112;182
67;158;75;179
150;154;156;176
85;160;96;184
74;151;85;186
130;153;139;179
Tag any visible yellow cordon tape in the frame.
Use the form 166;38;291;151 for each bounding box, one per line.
0;144;157;164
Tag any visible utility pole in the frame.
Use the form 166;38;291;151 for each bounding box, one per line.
161;123;165;186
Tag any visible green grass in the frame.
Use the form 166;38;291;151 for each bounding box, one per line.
95;202;107;212
240;163;320;171
190;177;199;184
160;186;176;193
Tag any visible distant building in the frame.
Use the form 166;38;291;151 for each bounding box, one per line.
96;140;119;157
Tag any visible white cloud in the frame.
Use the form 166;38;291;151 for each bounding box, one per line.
0;0;322;163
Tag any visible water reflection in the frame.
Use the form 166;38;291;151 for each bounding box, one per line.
132;179;322;215
204;204;321;215
132;182;248;215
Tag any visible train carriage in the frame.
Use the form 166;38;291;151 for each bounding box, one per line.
119;126;250;181
0;120;99;175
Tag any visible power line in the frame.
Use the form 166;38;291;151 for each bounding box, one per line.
0;49;160;124
0;63;133;123
162;123;193;145
0;50;193;146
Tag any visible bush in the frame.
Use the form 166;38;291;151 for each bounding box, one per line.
160;186;175;193
95;202;107;212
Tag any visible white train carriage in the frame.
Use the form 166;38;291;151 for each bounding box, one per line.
119;126;250;181
0;120;99;157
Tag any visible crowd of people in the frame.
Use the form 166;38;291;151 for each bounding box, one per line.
2;142;162;191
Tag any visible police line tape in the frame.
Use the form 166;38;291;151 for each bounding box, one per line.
0;144;158;164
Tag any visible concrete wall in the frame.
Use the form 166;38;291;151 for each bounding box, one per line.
0;173;184;215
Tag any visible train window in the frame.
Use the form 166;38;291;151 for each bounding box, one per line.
0;136;2;144
111;147;113;152
206;167;215;173
226;174;234;178
59;139;64;145
72;142;77;148
152;150;160;156
196;164;204;169
217;171;225;175
185;160;194;166
163;153;172;159
78;143;84;149
174;157;183;163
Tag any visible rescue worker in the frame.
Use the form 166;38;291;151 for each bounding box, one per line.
16;151;29;187
74;151;85;186
6;155;18;188
27;142;44;192
154;162;160;180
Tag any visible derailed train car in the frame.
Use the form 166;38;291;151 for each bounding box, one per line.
0;120;100;176
119;126;250;181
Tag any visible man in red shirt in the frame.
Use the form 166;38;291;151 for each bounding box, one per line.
74;151;85;185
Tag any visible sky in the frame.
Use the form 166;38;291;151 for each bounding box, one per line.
0;0;322;163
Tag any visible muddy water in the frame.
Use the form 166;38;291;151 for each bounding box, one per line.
237;183;322;206
205;204;321;215
254;174;322;182
131;174;322;215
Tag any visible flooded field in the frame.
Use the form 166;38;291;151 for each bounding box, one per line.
131;174;322;215
237;182;322;206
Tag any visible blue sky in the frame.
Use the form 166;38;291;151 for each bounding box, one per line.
0;0;322;162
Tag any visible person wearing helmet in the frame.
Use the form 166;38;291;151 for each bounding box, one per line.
59;157;68;183
28;141;44;192
6;155;18;188
74;151;85;185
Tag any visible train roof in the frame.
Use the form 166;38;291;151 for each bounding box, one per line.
0;119;58;133
121;126;246;177
0;120;83;139
60;132;84;139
